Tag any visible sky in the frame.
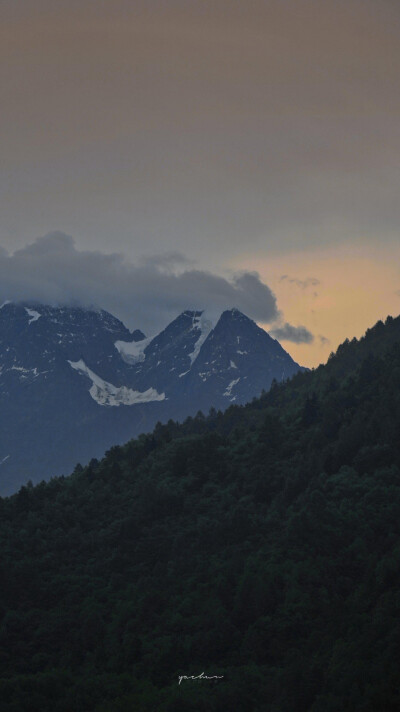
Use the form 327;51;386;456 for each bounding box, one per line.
0;0;399;366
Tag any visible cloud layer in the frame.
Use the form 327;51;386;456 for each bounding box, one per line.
0;233;284;334
0;0;399;263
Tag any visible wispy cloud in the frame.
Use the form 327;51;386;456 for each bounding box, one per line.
280;275;321;289
270;322;314;344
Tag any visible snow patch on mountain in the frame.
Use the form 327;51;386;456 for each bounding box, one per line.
10;366;40;378
25;308;41;324
188;312;216;365
224;377;240;398
68;359;165;406
114;336;152;365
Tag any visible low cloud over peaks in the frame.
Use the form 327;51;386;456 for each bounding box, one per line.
138;251;195;274
0;233;286;334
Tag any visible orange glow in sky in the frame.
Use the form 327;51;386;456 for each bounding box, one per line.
230;243;400;368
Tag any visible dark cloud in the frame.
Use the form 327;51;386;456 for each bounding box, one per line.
319;334;331;346
0;233;279;333
270;323;314;344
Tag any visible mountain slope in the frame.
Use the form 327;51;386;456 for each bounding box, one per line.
180;308;300;411
0;314;399;711
0;303;303;494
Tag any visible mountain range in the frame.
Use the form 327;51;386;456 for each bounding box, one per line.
0;302;303;494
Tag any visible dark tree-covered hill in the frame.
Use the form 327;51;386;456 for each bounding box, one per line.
0;314;400;711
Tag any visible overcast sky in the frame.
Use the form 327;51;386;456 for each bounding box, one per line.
1;0;399;365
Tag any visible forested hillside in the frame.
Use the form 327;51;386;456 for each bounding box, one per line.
0;314;400;711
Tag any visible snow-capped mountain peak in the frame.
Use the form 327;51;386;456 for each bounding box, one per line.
0;302;304;494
